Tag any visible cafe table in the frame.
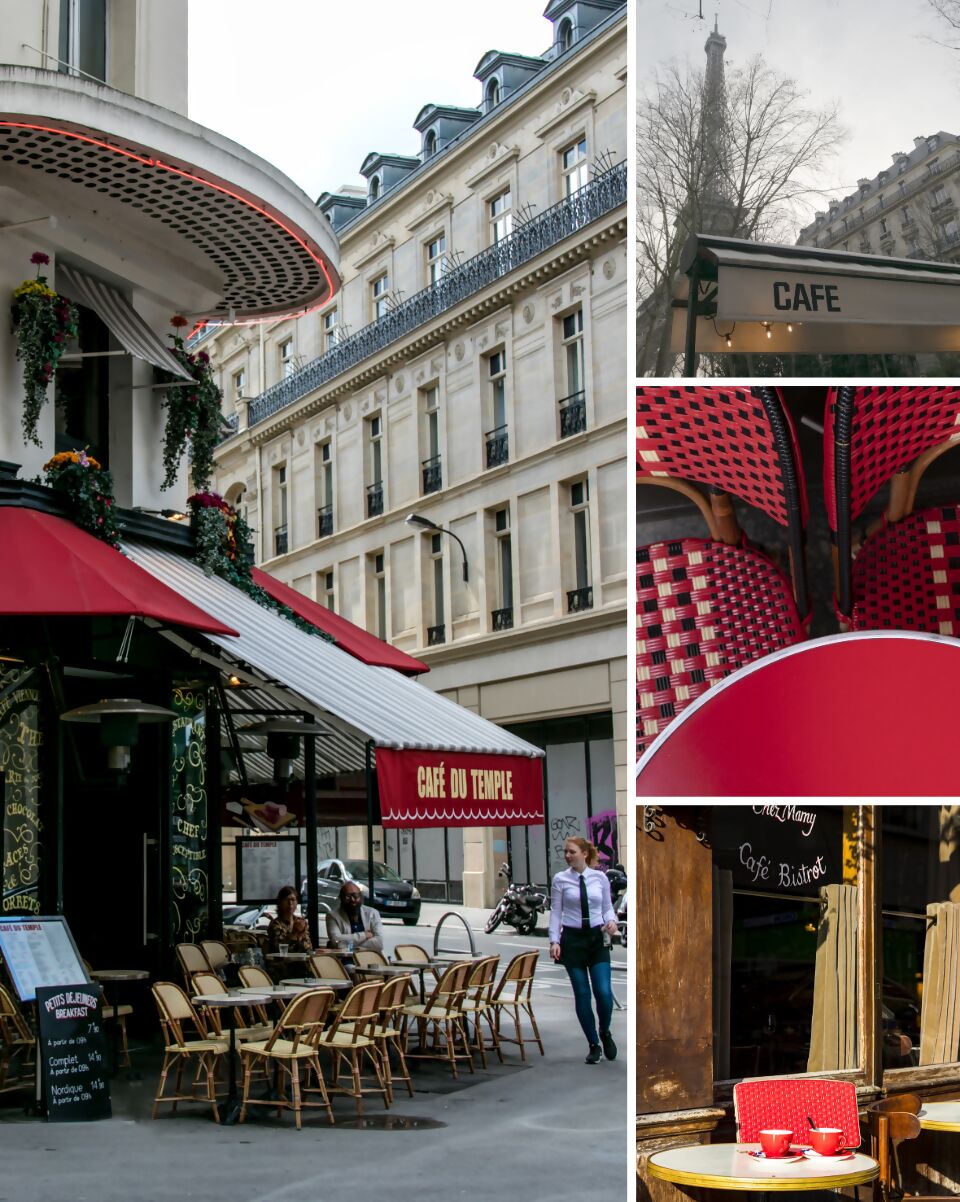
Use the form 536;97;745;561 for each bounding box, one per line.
193;991;271;1125
636;632;960;796
647;1144;879;1193
919;1102;960;1131
87;968;150;1077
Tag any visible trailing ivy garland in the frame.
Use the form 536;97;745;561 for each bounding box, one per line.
43;449;121;549
188;492;333;641
160;317;225;491
11;252;79;446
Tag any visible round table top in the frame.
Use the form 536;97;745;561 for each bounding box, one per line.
919;1102;960;1131
238;984;321;1000
646;1145;879;1191
636;632;960;795
279;977;351;989
88;969;150;981
197;992;270;1007
265;951;310;961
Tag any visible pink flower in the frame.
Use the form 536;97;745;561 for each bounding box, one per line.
31;251;50;266
78;450;90;466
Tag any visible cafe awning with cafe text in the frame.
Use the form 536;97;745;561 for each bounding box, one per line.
376;749;544;828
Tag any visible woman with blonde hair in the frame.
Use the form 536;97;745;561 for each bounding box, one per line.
548;836;619;1063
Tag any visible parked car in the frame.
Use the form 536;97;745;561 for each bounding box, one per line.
301;858;421;925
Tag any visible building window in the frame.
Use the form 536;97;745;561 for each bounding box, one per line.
316;440;333;537
366;415;383;517
372;274;389;321
369;175;381;201
424;129;438;158
320;569;335;610
485;351;509;468
279;337;294;378
421;386;441;494
559;309;586;438
426;234;447;287
59;0;106;82
490;189;513;244
232;368;246;400
932;185;949;208
561;138;588;197
942;218;960;247
902;205;915;228
484;77;501;112
557;17;574;52
567;479;592;612
428;533;445;645
492;507;513;630
322;308;339;352
371;551;386;640
273;464;288;557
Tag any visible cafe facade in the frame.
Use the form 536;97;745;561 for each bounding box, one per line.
638;804;960;1197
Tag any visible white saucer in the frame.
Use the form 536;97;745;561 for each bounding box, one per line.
803;1149;854;1160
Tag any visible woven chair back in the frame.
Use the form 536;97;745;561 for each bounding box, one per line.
190;972;224;997
265;988;334;1052
325;980;382;1041
377;973;414;1015
427;960;471;1010
637;385;809;529
0;984;32;1044
493;952;537;1002
309;953;351;981
354;948;387;967
733;1078;861;1147
175;943;210;980
152;981;207;1045
200;941;230;970
238;966;273;989
393;943;431;964
467;955;500;999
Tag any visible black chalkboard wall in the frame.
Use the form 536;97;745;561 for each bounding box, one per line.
709;805;844;894
36;983;111;1120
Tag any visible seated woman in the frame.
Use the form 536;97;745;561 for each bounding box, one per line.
265;885;312;958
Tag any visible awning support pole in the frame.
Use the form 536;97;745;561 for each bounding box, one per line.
304;716;319;949
216;683;248;789
365;741;375;901
683;260;701;377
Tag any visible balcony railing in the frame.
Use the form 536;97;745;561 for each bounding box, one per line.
559;390;587;438
427;624;446;646
231;164;625;433
274;524;288;557
422;454;442;494
567;585;593;613
366;482;383;518
485;425;509;468
492;606;514;631
317;504;333;537
812;155;960;244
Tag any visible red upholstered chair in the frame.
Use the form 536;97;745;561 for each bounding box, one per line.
733;1078;861;1149
825;386;960;631
636;385;809;756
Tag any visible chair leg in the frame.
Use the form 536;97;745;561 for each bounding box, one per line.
378;1037;394;1105
486;1010;504;1063
390;1033;415;1098
307;1053;334;1125
153;1051;174;1118
525;1002;545;1055
350;1050;364;1116
205;1055;221;1124
117;1015;131;1069
291;1063;302;1131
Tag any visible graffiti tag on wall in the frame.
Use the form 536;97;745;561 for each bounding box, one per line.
587;810;619;869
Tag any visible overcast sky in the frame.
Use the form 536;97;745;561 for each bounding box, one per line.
637;0;960;220
187;1;556;202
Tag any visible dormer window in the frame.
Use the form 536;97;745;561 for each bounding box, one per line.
557;17;574;52
369;175;381;201
929;136;940;152
424;129;438;159
485;78;501;111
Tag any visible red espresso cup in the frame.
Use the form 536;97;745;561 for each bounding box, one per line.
809;1128;843;1156
759;1129;794;1158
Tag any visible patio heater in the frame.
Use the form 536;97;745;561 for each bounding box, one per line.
60;697;178;775
242;717;331;783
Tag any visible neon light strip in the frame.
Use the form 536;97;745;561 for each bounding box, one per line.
0;121;336;321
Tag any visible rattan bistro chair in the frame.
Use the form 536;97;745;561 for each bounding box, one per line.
338;973;415;1104
151;982;228;1122
308;953;351;981
636;385;810;756
316;980;388;1116
175;942;213;989
460;955;502;1068
826;386;960;633
733;1078;861;1147
200;941;231;972
354;948;388;968
191;971;272;1043
0;984;35;1096
488;951;544;1061
400;960;475;1080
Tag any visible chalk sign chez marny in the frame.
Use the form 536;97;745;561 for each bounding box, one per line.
710;805;843;894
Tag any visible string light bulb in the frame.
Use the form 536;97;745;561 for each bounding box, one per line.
725;334;732;347
787;323;794;333
764;323;773;340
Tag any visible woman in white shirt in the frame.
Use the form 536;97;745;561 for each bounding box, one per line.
549;836;619;1064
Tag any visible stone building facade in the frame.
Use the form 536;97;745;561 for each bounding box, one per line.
206;0;628;905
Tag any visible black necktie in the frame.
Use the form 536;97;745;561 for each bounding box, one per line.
579;873;590;928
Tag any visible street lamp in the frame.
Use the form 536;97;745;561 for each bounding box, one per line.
405;513;469;582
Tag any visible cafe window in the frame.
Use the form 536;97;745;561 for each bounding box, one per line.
710;805;859;1081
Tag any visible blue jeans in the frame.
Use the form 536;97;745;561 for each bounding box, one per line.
564;960;613;1045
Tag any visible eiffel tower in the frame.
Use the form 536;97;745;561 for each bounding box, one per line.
699;17;737;235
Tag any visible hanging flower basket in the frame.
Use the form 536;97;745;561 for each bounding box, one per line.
43;449;121;549
10;253;79;446
187;491;331;640
160;317;225;492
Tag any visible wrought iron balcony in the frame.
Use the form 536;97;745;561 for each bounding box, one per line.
492;606;514;631
422;454;442;494
234;163;625;433
366;482;383;518
427;623;446;646
485;425;509;468
567;585;593;613
274;524;288;557
317;504;333;537
559;390;587;438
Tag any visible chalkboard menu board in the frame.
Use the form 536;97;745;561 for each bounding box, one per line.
170;685;209;942
710;805;844;894
238;837;301;903
36;984;111;1121
1;666;42;917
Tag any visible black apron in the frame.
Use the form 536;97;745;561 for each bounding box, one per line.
559;925;610;969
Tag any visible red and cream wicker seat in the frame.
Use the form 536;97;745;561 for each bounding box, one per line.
637;385;810;756
733;1078;861;1149
825;386;960;633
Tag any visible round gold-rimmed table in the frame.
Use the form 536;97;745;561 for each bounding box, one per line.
919;1102;960;1131
647;1144;879;1192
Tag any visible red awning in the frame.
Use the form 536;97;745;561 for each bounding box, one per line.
376;748;544;828
251;567;428;675
1;508;237;635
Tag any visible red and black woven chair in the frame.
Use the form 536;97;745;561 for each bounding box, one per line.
825;386;960;633
637;385;809;756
